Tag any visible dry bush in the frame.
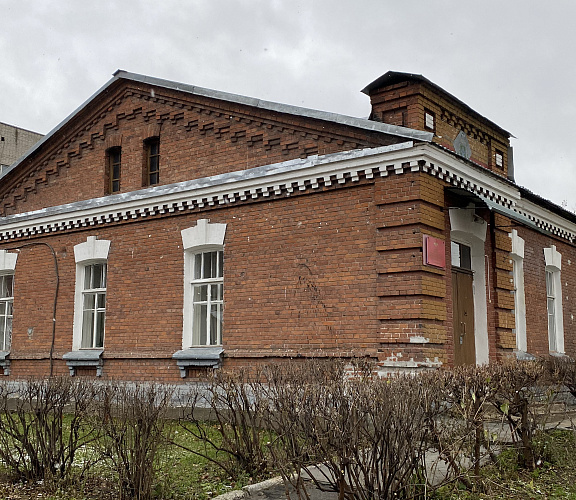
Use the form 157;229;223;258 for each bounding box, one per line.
423;366;504;493
489;360;553;470
0;377;99;485
95;382;174;500
177;368;271;478
545;356;576;399
262;361;441;500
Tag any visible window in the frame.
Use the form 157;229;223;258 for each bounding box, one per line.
71;236;111;352
424;109;435;131
546;271;557;349
145;138;160;186
0;274;14;351
0;250;18;358
495;149;504;169
180;219;227;352
451;241;471;270
510;230;527;353
544;245;564;353
191;251;223;346
107;147;121;193
81;263;107;348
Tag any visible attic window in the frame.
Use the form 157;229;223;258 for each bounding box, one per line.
495;150;504;169
424;110;435;131
144;137;160;186
107;147;121;193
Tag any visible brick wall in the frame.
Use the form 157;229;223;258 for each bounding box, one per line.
366;80;510;177
2;181;381;380
0;80;400;216
375;171;448;368
514;228;576;357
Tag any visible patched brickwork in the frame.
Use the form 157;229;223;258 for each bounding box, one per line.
375;172;448;368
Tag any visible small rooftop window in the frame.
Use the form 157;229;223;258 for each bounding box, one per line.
495;150;504;169
424;110;435;132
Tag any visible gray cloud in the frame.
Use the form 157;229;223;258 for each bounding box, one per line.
1;0;574;207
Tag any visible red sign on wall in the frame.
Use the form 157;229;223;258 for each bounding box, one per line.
423;235;446;269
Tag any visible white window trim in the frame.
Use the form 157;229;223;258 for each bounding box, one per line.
0;250;17;362
544;245;564;354
72;236;111;351
0;251;18;275
509;230;527;353
181;219;226;350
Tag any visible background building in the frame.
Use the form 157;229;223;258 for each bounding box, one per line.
0;122;43;175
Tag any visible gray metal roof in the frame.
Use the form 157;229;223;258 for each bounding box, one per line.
0;71;432;182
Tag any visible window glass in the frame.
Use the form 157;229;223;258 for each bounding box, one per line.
108;147;121;193
190;250;223;346
0;275;14;351
146;138;160;186
81;263;107;348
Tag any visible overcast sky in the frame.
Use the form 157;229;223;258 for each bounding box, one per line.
1;0;575;210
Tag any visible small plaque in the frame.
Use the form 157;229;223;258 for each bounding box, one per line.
423;235;446;269
453;130;471;160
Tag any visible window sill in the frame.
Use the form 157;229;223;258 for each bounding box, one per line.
63;349;104;377
515;350;536;361
172;347;223;378
549;351;568;358
0;351;10;376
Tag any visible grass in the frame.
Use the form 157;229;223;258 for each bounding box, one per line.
0;419;573;499
0;421;266;500
434;430;576;499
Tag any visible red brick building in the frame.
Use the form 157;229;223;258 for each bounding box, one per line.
0;70;574;380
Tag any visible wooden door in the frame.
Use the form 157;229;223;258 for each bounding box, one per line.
452;270;476;366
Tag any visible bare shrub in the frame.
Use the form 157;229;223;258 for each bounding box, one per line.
490;360;553;470
0;377;99;485
95;382;174;500
263;361;441;500
424;366;501;492
177;368;271;479
545;356;576;399
262;360;347;495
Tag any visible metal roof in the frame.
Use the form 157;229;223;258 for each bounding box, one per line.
0;70;433;181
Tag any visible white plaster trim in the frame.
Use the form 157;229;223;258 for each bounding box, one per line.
545;246;564;354
516;198;576;242
181;220;227;350
181;219;226;250
1;143;575;244
72;237;111;351
450;208;489;365
544;245;562;271
510;230;527;353
0;250;17;273
74;236;111;264
510;229;525;259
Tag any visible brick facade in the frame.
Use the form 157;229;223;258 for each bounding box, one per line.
0;70;575;381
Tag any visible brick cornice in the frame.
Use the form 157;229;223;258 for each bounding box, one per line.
1;142;574;244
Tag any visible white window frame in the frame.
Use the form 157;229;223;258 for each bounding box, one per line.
509;230;527;353
181;219;226;349
0;251;17;353
80;263;107;349
190;251;223;346
72;237;111;351
544;245;564;354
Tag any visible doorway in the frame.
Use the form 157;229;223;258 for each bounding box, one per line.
451;242;476;365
